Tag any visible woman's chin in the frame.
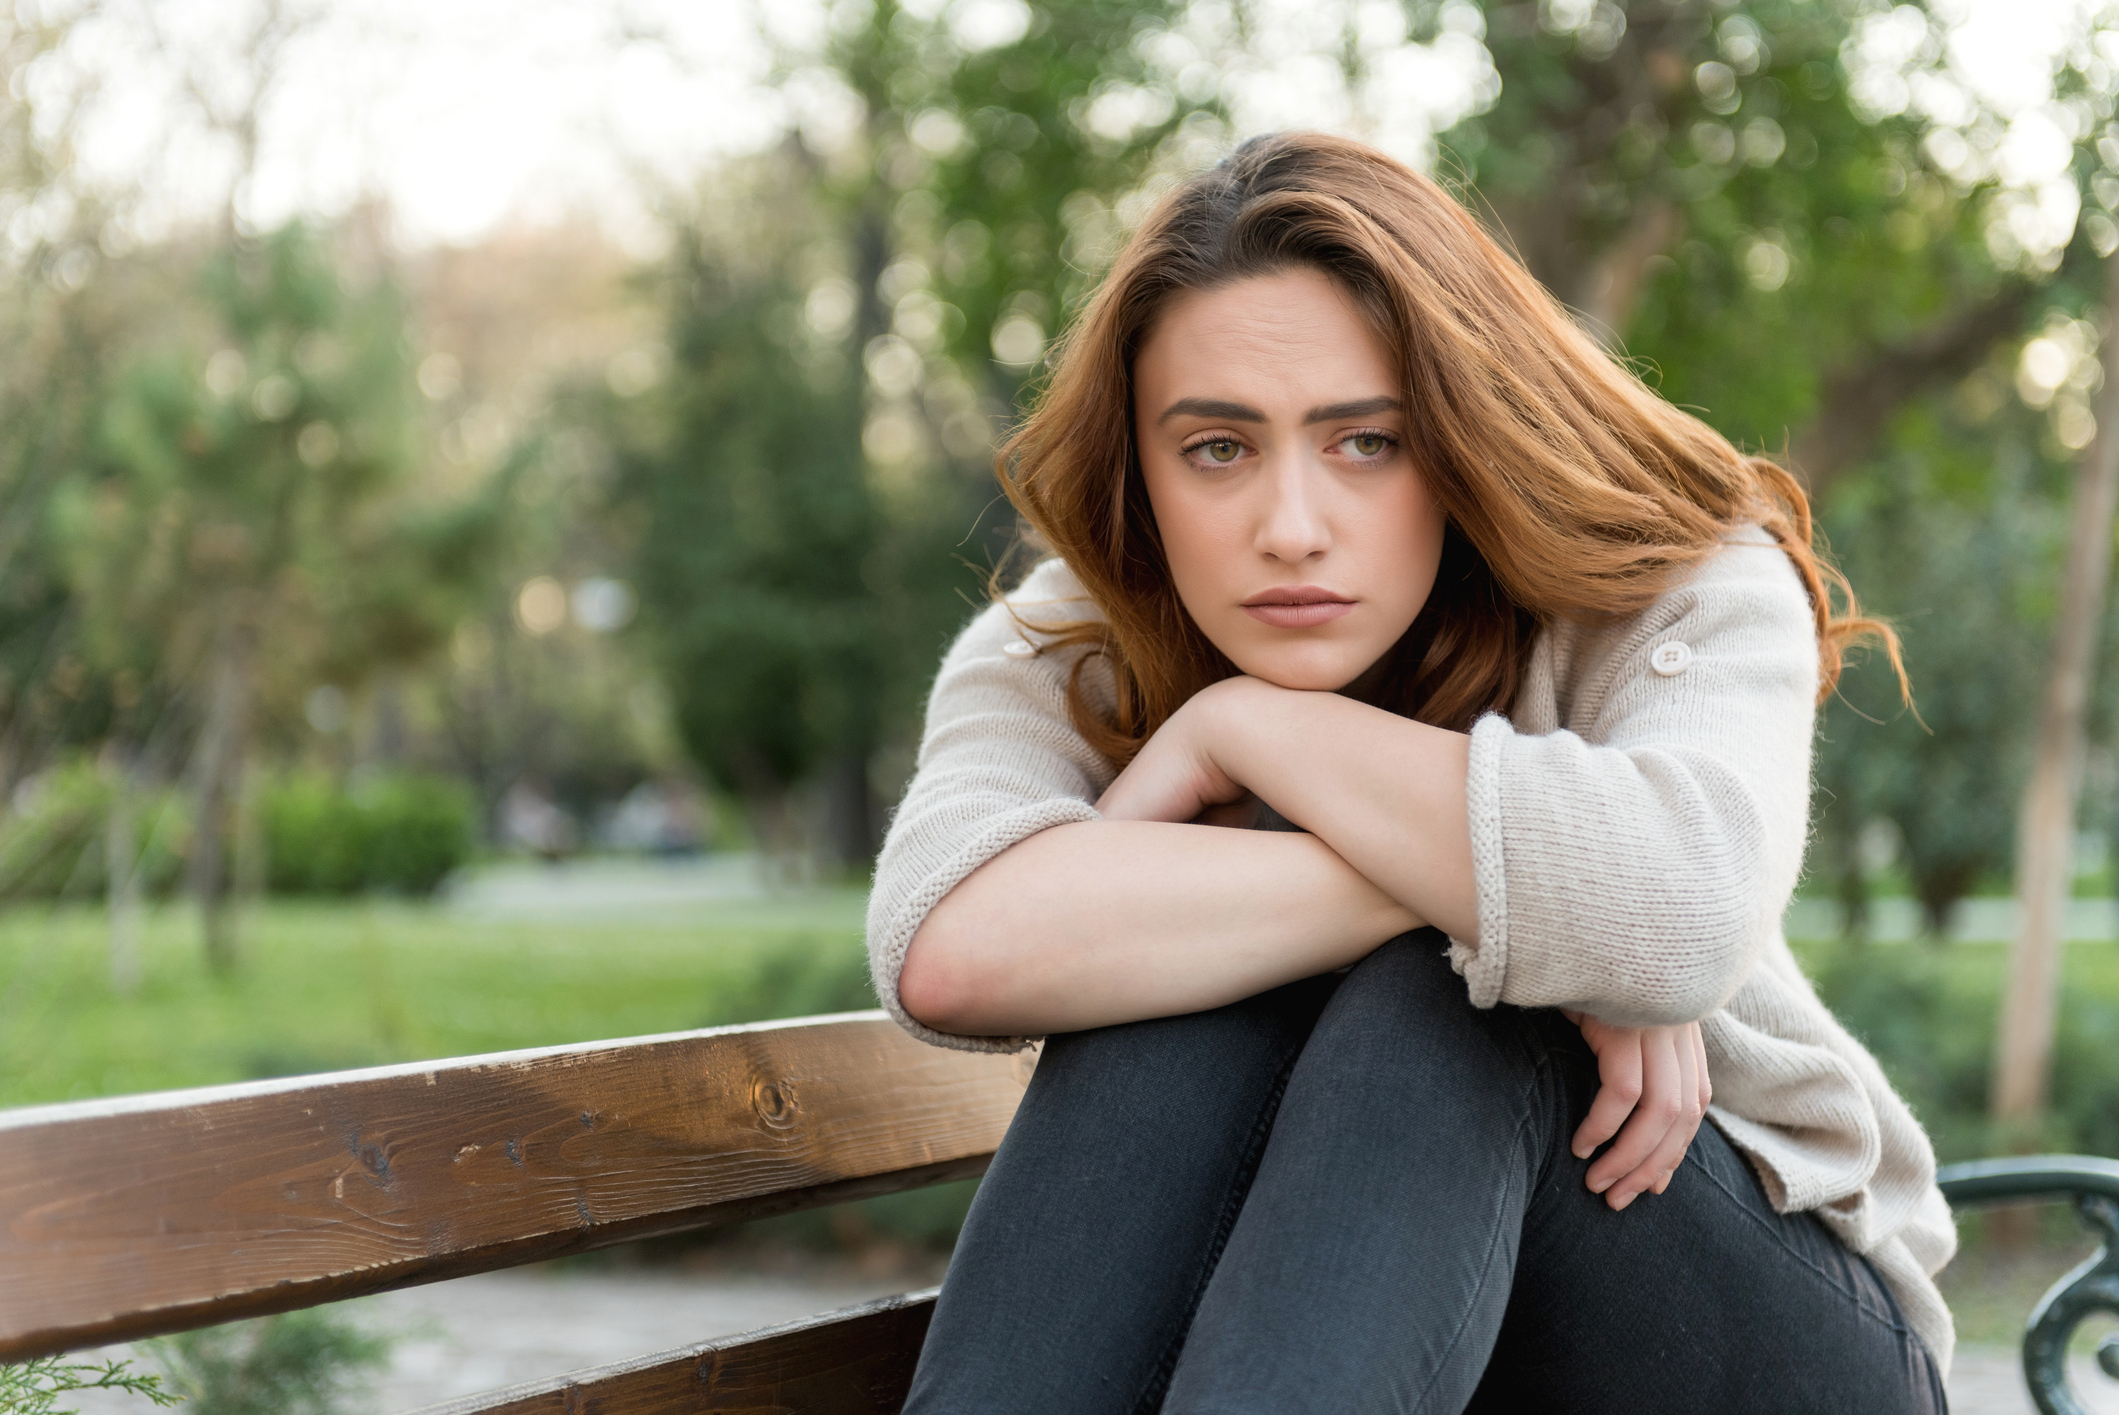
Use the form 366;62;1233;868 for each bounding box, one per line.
1231;655;1376;694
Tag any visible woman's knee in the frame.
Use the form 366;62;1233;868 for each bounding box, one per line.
1298;929;1554;1100
1028;972;1336;1121
1327;929;1493;1035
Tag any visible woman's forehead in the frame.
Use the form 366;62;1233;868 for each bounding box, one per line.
1135;271;1398;415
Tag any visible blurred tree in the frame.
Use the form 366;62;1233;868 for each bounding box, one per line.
59;225;498;969
1996;252;2119;1144
615;176;882;868
1440;0;2030;494
1814;411;2054;936
619;0;1195;867
0;4;136;793
378;222;679;840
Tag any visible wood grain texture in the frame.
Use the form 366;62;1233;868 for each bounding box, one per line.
2;1012;1029;1359
406;1289;938;1415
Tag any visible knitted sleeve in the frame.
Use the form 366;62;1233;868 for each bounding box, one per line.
1447;540;1820;1026
865;561;1116;1053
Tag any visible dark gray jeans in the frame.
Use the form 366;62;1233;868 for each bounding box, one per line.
904;932;1947;1414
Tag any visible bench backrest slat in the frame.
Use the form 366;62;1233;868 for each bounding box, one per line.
1;1011;1027;1360
405;1289;938;1415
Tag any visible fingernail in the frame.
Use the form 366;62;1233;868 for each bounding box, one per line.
1611;1192;1635;1211
1572;1144;1591;1160
1588;1176;1611;1194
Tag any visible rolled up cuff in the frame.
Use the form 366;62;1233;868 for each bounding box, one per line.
866;797;1101;1054
1446;712;1513;1009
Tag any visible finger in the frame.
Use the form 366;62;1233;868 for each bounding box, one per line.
1571;1034;1641;1161
1694;1022;1712;1113
1652;1025;1713;1197
1589;1030;1682;1202
1636;1034;1705;1201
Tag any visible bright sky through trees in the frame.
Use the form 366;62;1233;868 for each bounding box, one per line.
23;0;2099;256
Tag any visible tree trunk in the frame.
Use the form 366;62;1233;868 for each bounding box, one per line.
725;744;803;889
1991;253;2119;1146
232;749;265;904
1577;199;1683;346
106;745;142;995
188;622;257;974
1789;282;2036;501
823;751;878;873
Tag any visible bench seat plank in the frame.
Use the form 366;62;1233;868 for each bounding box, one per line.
407;1289;938;1415
0;1012;1026;1359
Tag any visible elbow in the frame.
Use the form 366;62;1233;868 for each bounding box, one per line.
897;920;993;1035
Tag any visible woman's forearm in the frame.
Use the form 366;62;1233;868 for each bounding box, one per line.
1198;681;1480;942
897;819;1419;1036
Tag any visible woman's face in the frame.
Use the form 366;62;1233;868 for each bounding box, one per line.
1133;266;1445;693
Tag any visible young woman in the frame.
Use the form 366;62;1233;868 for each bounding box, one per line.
866;132;1954;1413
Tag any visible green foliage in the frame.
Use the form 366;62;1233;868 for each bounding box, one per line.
828;0;1198;373
149;1309;390;1415
623;242;882;799
613;0;1197;859
262;773;475;896
1447;0;2007;424
59;224;500;730
1812;415;2060;931
0;1355;180;1415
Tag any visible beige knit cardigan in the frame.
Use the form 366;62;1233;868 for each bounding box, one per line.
865;528;1959;1373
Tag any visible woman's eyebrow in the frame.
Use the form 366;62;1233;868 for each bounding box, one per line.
1303;396;1401;424
1157;397;1267;424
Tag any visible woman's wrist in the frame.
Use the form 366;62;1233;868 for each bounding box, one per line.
1187;675;1299;794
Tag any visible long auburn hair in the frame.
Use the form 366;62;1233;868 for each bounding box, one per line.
999;131;1899;767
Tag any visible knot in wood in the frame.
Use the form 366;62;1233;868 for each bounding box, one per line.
750;1075;800;1131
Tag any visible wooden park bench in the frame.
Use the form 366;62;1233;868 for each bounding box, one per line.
3;1008;2117;1414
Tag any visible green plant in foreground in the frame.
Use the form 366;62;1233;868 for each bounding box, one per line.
0;1355;180;1414
149;1310;390;1415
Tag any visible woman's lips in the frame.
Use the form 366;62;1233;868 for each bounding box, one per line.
1241;591;1355;629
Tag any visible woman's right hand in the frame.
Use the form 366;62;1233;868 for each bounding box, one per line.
1560;1012;1712;1212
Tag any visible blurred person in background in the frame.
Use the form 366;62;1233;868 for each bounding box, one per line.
870;133;1950;1412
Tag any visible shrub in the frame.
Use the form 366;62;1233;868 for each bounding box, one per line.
1806;940;2119;1161
150;1308;392;1415
0;1355;178;1414
263;772;474;896
0;758;189;903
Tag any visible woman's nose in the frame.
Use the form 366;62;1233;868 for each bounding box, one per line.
1254;453;1332;564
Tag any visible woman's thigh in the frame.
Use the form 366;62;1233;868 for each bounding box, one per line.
1468;1084;1948;1415
1163;937;1944;1415
901;973;1340;1415
1161;932;1570;1415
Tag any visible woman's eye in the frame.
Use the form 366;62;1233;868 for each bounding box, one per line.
1195;440;1242;464
1347;434;1391;457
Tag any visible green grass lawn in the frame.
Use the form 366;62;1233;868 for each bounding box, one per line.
0;894;875;1110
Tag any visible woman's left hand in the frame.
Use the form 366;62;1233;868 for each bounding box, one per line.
1561;1012;1713;1212
1096;680;1257;824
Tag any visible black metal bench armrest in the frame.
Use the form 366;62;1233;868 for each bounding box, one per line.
1937;1155;2119;1415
